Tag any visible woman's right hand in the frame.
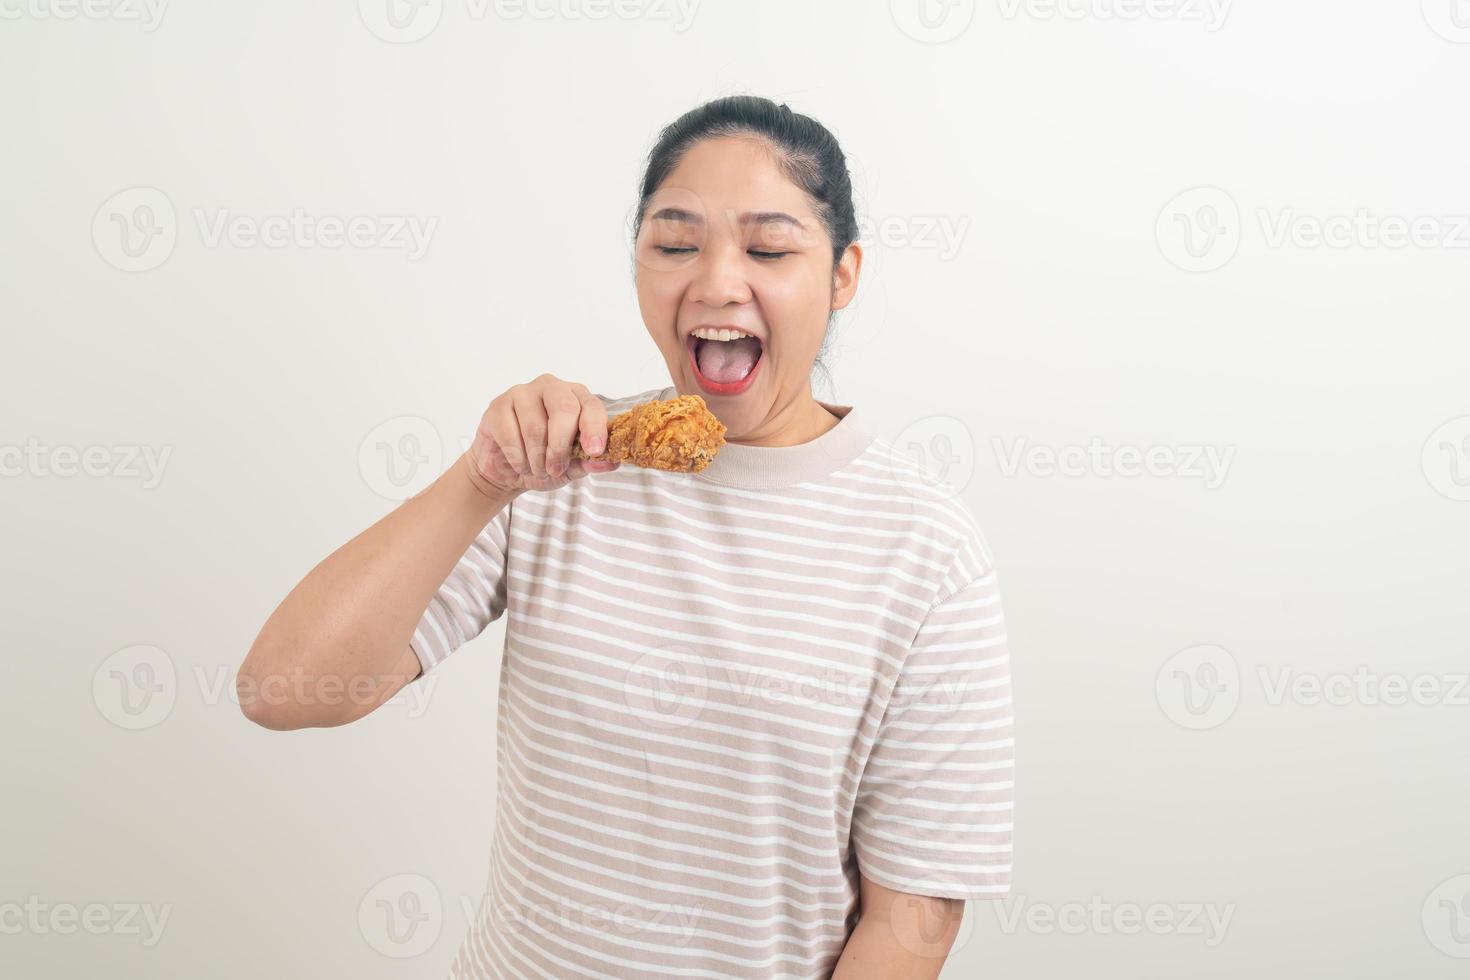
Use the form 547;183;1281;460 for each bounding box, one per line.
464;373;621;498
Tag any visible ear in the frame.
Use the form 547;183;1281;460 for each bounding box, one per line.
831;241;863;312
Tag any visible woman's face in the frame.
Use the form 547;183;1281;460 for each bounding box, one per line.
634;136;861;441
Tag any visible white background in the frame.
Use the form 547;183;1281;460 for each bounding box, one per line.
3;0;1469;976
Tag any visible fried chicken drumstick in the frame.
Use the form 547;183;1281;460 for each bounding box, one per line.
571;393;727;473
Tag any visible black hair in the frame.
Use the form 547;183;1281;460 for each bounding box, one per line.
630;95;859;396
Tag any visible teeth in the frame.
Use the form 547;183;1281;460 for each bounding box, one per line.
692;327;753;342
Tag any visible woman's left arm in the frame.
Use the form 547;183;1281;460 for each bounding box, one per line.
830;874;964;979
838;548;1013;978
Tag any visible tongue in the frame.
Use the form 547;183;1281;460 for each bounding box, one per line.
696;337;761;384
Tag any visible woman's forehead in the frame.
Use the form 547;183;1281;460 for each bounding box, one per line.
647;206;810;234
651;140;814;219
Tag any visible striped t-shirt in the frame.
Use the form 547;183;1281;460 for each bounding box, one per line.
410;383;1015;980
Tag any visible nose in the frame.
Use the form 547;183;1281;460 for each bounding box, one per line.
686;237;753;308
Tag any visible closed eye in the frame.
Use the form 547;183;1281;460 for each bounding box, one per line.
654;246;790;260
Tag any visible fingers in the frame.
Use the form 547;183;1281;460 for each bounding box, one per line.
543;385;583;479
481;397;529;485
562;457;620;482
478;377;617;494
574;386;610;458
512;386;551;480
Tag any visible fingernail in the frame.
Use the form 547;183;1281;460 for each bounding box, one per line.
587;438;604;455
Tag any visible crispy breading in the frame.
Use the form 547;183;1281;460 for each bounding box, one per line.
572;393;727;473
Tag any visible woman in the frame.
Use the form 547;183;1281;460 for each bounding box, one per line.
240;95;1014;979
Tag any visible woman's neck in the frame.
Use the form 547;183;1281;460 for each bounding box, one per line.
732;395;842;448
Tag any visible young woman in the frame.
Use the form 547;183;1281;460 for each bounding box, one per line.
240;95;1014;979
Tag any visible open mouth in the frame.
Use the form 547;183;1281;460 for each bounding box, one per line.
687;331;764;395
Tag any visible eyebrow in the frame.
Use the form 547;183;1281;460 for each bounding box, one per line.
649;207;808;232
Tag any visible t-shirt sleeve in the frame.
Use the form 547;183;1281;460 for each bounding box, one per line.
407;503;512;677
850;566;1015;901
